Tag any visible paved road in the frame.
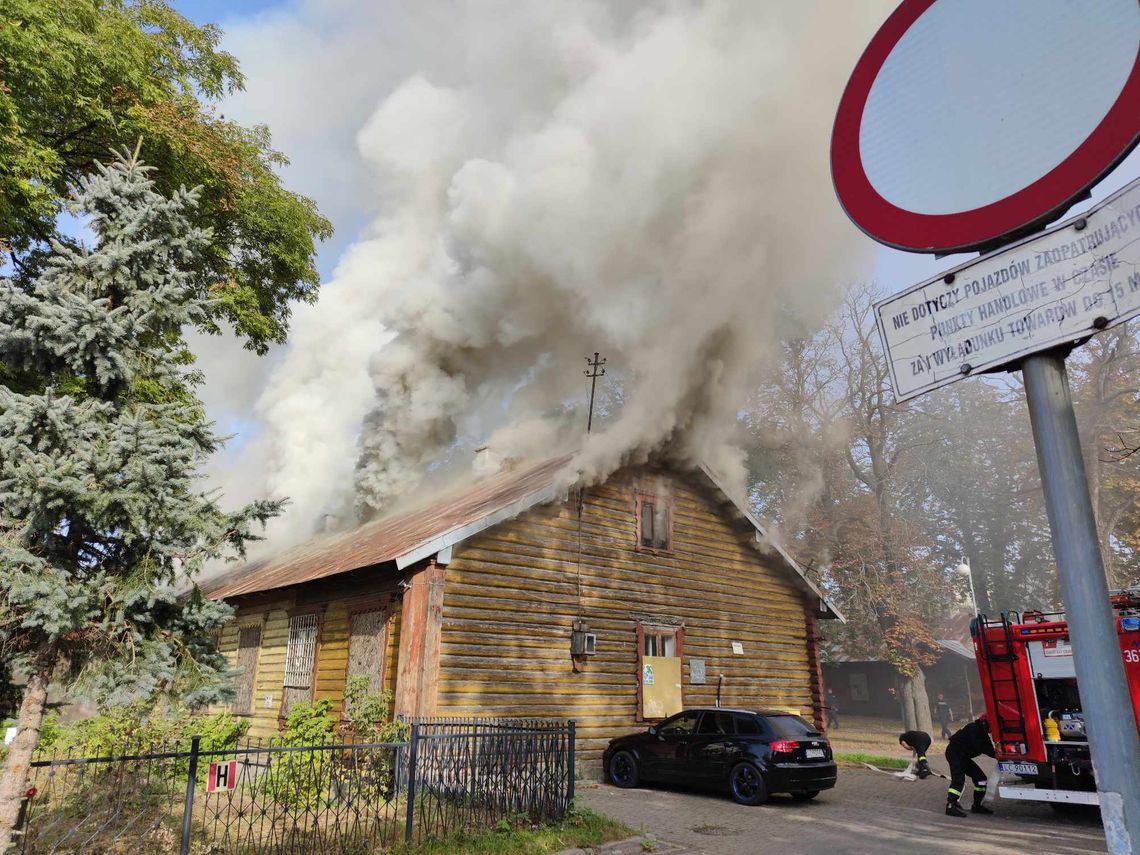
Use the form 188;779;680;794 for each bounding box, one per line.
578;766;1106;854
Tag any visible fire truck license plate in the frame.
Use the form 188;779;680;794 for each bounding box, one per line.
998;762;1037;776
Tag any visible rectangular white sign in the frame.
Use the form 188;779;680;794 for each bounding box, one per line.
875;177;1140;401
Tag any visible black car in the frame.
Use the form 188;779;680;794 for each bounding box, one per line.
602;708;836;805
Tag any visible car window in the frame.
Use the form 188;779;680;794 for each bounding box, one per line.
763;714;821;739
732;714;761;735
659;711;700;736
696;711;734;735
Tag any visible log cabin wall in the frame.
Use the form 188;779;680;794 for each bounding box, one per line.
434;466;816;776
214;567;401;739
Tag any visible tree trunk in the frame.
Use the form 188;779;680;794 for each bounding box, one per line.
899;675;917;731
0;671;50;853
908;667;935;735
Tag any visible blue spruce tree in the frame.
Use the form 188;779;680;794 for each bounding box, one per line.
0;149;281;844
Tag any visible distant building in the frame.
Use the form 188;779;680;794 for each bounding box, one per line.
202;456;843;775
822;613;982;723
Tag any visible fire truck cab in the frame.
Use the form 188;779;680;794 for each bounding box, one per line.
970;589;1140;806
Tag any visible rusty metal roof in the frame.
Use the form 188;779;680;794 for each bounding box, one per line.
201;455;574;599
201;454;843;619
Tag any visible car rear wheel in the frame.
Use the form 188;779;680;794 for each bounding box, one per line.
608;750;640;788
791;790;820;801
729;762;769;806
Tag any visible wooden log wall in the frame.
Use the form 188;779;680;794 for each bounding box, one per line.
213;567;402;740
435;467;816;776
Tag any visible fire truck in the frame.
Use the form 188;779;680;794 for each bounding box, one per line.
970;589;1140;806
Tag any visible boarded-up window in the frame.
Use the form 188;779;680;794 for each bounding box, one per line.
637;622;683;721
233;625;261;715
345;609;387;712
282;613;319;714
636;495;671;550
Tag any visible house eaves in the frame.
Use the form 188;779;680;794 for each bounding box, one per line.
698;464;846;622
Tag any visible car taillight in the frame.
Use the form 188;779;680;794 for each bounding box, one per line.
1003;742;1027;755
770;740;799;754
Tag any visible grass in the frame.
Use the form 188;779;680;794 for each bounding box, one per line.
834;751;910;769
391;807;632;855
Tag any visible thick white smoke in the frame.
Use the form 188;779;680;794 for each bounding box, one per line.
211;0;890;548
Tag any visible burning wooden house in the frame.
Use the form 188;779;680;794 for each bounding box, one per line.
201;455;843;774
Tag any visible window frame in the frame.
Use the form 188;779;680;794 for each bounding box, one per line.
635;620;685;722
634;492;674;553
280;607;323;719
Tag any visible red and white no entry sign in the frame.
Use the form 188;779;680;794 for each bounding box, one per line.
832;0;1140;254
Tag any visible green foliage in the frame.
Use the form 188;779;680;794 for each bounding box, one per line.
0;153;282;715
391;805;631;855
833;751;910;770
0;663;18;722
280;698;338;746
343;676;409;743
43;703;249;758
0;0;331;352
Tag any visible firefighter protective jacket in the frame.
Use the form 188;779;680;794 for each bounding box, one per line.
948;719;996;759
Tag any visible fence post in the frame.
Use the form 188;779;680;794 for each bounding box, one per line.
404;724;419;844
180;735;201;855
567;719;576;810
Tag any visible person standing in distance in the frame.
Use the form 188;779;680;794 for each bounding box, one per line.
944;716;995;817
934;692;953;740
825;688;840;729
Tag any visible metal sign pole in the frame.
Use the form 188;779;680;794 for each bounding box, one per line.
1022;351;1140;854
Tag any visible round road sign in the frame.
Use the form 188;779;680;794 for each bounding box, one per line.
832;0;1140;254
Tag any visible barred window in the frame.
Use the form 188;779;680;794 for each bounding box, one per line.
282;613;319;714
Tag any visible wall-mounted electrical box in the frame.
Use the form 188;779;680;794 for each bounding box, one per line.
570;620;596;656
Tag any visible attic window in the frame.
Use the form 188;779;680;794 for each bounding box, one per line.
636;494;671;551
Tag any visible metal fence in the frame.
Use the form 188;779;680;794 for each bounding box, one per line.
14;718;575;854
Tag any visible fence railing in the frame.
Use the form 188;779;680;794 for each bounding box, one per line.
14;717;575;854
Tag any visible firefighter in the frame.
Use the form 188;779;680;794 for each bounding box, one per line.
898;730;933;778
944;715;995;817
933;692;953;740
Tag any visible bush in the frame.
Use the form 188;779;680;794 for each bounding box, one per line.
43;702;249;759
280;697;338;746
342;676;409;743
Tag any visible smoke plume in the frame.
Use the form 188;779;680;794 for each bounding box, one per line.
214;0;890;546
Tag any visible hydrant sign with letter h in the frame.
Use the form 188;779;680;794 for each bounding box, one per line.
207;760;239;792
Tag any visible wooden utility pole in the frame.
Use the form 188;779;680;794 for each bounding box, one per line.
584;352;606;434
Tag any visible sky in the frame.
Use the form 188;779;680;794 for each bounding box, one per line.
79;1;1140;542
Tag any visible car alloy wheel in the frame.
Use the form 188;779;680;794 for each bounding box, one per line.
729;762;768;806
609;750;639;788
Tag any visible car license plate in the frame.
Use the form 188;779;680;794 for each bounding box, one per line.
805;748;825;759
998;762;1037;775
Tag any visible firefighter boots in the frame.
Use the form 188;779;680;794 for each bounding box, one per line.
971;787;993;814
916;758;932;779
945;798;968;818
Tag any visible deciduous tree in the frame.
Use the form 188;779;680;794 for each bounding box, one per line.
0;0;332;352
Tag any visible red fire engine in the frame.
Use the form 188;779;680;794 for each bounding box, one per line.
970;589;1140;806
